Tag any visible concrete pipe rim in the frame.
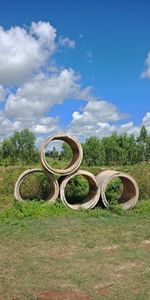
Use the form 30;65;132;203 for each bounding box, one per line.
14;168;59;203
60;169;101;210
40;132;83;176
97;171;139;210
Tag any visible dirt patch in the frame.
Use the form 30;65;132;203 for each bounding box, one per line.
94;283;113;296
140;240;150;248
102;245;119;254
36;289;91;300
114;261;138;279
116;262;137;272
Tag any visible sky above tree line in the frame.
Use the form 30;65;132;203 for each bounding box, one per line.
0;0;150;146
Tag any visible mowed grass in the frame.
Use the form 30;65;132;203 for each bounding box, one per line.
0;202;150;300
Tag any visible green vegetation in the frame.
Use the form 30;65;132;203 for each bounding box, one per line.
20;172;51;201
0;127;150;299
0;128;38;166
1;125;150;167
0;198;150;222
0;201;150;299
105;178;122;205
65;175;89;204
83;126;150;166
0;162;150;210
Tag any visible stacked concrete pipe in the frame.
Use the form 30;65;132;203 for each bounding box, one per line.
39;132;100;210
39;132;83;176
96;170;139;210
14;168;59;203
14;132;139;210
60;170;101;210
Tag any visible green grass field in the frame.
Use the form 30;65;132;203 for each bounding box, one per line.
0;162;150;299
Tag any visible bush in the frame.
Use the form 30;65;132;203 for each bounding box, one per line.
105;178;122;205
65;175;89;204
20;172;51;200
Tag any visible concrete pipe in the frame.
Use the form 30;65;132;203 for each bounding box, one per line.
14;168;59;203
60;170;101;210
40;132;83;176
96;170;139;210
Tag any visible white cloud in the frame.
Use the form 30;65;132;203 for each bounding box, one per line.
118;122;139;136
5;68;82;121
59;36;75;49
0;21;56;85
0;85;4;101
71;99;127;124
1;67;90;140
30;21;56;51
0;20;148;144
67;99;140;139
142;112;150;126
141;52;150;79
0;111;60;141
31;116;60;135
142;112;150;134
0;112;22;140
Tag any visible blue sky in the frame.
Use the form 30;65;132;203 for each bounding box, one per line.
0;0;150;143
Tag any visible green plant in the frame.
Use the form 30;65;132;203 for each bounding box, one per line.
105;178;122;205
20;173;51;200
65;175;89;204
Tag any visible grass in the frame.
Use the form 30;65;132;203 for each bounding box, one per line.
46;156;70;169
0;162;150;299
0;201;150;299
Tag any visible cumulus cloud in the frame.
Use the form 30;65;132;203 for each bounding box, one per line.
141;52;150;79
70;99;127;125
31;116;60;134
0;85;4;101
142;112;150;134
58;36;75;49
142;112;150;126
67;99;140;139
0;111;22;140
1;66;91;140
0;110;60;140
4;68;83;121
0;21;56;85
0;20;147;143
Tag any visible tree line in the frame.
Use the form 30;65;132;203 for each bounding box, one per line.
0;129;38;166
0;126;150;166
82;125;150;166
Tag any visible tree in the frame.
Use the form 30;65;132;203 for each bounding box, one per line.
1;129;38;165
137;126;148;162
145;136;150;162
126;135;138;164
83;136;105;166
60;142;72;161
50;146;59;159
138;125;148;143
1;138;15;165
101;133;121;165
10;129;37;164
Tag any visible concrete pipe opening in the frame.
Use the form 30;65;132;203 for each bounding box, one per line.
60;170;101;210
40;133;83;176
96;170;139;210
14;168;59;203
